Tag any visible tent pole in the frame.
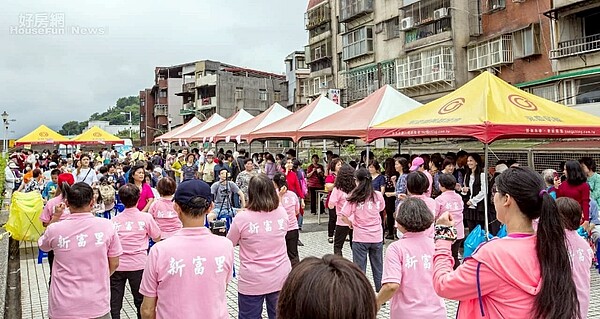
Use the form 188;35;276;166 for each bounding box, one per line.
322;139;327;166
366;144;370;165
338;138;342;155
483;143;490;239
262;141;265;153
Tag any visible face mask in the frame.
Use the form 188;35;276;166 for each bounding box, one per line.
396;229;404;239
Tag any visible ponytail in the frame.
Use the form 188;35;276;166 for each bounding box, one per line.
347;168;374;204
534;192;579;319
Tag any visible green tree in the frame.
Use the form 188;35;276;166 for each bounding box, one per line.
59;121;82;135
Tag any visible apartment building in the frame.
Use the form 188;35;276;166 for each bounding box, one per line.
514;0;600;116
284;51;311;111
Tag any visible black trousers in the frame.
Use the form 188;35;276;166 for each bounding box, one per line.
286;229;300;267
110;269;143;319
328;208;337;237
333;225;353;257
384;196;396;237
451;239;464;270
47;250;55;285
308;187;324;215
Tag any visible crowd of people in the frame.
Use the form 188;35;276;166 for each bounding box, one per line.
4;146;599;319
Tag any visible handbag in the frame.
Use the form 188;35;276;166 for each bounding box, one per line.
463;225;487;259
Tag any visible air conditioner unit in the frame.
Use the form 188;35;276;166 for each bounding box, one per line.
400;17;414;31
434;8;448;19
319;82;328;89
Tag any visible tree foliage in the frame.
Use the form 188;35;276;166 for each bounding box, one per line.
58;96;139;135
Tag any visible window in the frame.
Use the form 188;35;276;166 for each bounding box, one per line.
340;0;374;22
513;24;541;58
140;100;145;107
345;65;378;101
140;115;145;123
313;77;321;95
235;87;244;100
159;90;167;98
487;0;506;12
396;46;454;89
342;26;374;60
467;35;513;71
274;91;281;102
305;2;331;30
563;75;600;105
259;89;268;101
384;17;400;40
297;58;306;70
299;79;307;97
525;84;557;102
309;40;332;62
338;52;346;72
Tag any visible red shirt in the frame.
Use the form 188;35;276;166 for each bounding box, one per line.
306;164;324;188
557;181;590;222
286;170;304;199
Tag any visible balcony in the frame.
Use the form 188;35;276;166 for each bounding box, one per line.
196;97;217;111
305;3;331;30
196;74;218;87
154;104;168;117
339;0;374;23
183;82;195;92
550;33;600;59
179;102;195;116
397;46;455;90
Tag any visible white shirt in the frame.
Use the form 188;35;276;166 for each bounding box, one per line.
73;168;98;186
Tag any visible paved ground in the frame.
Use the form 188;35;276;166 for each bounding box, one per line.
20;213;600;318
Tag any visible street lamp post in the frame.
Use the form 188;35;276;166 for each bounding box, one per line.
120;111;132;138
2;111;9;156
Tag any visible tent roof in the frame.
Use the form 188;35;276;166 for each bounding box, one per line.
248;96;343;142
214;103;293;143
15;125;70;146
174;113;225;141
371;71;600;144
298;85;421;141
154;117;201;143
191;109;254;142
69;126;123;145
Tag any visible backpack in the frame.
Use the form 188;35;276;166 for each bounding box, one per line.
297;169;308;197
99;183;116;207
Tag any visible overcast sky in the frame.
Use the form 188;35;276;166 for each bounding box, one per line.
0;0;308;138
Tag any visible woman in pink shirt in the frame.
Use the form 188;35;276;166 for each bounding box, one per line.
434;173;464;269
274;172;301;266
110;184;161;319
140;179;234;319
227;174;291;319
406;171;436;239
129;164;154;212
328;164;355;256
556;197;592;318
324;158;343;243
340;168;385;292
433;167;580;319
377;197;446;318
148;177;183;239
38;182;122;319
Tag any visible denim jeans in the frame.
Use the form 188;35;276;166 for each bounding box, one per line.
352;241;383;292
238;291;279;319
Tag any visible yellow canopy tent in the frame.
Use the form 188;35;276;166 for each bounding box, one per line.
371;71;600;143
15;125;70;146
371;71;600;236
69;126;124;145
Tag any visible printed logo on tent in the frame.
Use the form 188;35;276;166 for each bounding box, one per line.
508;94;537;111
93;132;102;137
39;132;49;137
438;98;465;115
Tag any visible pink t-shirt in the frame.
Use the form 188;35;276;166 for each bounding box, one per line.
40;194;70;224
281;191;299;231
38;213;122;319
328;187;349;226
340;191;385;243
434;191;465;239
148;197;183;238
383;231;447;319
137;183;155;211
112;207;161;271
227;206;291;295
140;227;234;319
565;230;592;319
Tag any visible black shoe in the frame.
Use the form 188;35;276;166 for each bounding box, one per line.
298;240;304;246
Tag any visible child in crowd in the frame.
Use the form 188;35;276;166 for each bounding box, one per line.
38;182;122;319
556;197;593;319
277;255;377;319
434;174;464;269
41;169;60;202
92;187;105;216
140;180;234;319
110;184;161;319
273;172;300;266
377;197;447;318
340;168;385;292
148;177;183;239
227;174;291;319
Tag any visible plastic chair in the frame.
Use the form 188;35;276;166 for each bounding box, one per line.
38;248;48;264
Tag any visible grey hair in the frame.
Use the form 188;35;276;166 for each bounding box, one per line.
541;169;556;186
395;197;434;233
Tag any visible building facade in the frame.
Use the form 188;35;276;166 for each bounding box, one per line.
516;0;600;117
284;51;311;111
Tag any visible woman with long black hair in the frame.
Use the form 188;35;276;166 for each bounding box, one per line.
340;168;385;292
328;164;356;257
461;153;487;231
434;167;582;319
382;158;399;240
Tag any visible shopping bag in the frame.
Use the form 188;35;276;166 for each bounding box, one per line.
496;224;507;238
464;225;487;259
4;191;45;242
